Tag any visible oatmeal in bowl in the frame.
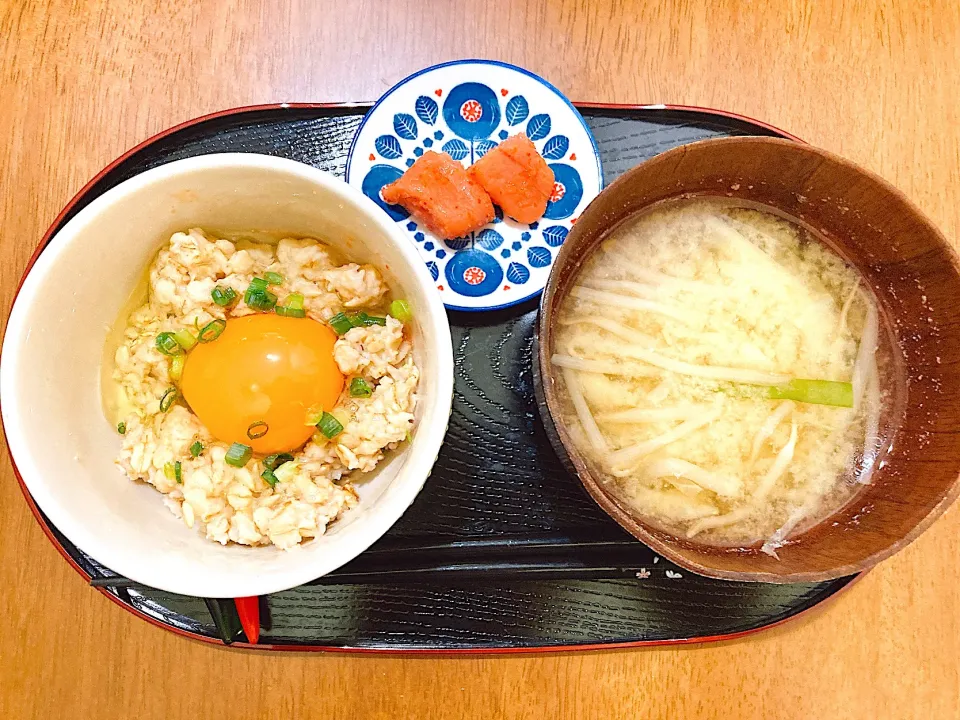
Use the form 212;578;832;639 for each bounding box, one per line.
111;229;420;549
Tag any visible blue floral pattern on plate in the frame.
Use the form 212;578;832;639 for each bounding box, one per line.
345;60;603;311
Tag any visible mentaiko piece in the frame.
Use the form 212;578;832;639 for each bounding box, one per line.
381;151;495;240
469;133;555;224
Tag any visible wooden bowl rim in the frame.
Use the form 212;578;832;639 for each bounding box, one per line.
537;135;960;583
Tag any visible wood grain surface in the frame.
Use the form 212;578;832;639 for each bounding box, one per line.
1;1;958;718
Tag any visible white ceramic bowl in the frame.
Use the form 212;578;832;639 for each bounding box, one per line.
1;153;454;598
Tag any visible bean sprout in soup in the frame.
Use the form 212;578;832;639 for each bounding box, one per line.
551;198;887;551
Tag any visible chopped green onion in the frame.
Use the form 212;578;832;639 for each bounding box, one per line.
316;411;344;439
189;441;203;458
173;329;197;352
285;293;305;310
155;332;183;356
389;299;413;323
355;312;387;327
349;377;373;398
329;312;354;335
174;460;182;484
766;379;854;408
211;285;238;307
163;462;175;481
261;468;279;487
276;292;306;317
117;422;126;435
245;284;277;309
263;452;295;471
169;354;185;382
405;430;412;443
224;442;253;468
274;460;300;483
247;420;269;439
198;319;227;343
245;288;277;311
159;387;178;412
264;271;284;285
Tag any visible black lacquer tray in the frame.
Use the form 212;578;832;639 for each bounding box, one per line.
21;103;855;651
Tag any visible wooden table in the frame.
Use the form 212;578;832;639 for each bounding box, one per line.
2;1;958;717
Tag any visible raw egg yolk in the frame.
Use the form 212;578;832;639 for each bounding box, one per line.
181;314;344;455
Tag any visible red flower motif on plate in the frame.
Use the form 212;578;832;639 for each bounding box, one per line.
549;182;566;203
463;266;486;285
460;100;483;123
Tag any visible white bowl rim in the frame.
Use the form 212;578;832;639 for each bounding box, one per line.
1;152;454;597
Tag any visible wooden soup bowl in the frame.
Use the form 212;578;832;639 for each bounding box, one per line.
536;136;960;582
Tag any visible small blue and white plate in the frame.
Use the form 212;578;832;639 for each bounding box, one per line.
345;60;603;312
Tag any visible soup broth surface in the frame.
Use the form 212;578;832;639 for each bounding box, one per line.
552;198;885;549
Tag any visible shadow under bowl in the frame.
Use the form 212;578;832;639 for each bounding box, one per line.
536;136;960;583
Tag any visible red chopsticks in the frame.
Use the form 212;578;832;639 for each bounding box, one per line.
233;596;260;644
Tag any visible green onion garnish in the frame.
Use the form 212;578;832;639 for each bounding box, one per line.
329;312;354;335
263;452;295;471
169;354;185;382
163;462;175;481
117;422;126;435
247;420;269;439
211;285;238;307
264;271;284;285
261;468;279;487
224;442;253;468
276;292;306;317
275;305;306;318
260;292;279;310
155;332;183;356
286;293;304;310
245;288;278;311
766;379;854;408
159;387;178;412
189;441;203;458
389;299;412;323
173;329;197;352
349;377;373;398
198;319;227;343
356;312;387;327
316;411;344;439
174;460;182;484
244;277;278;311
